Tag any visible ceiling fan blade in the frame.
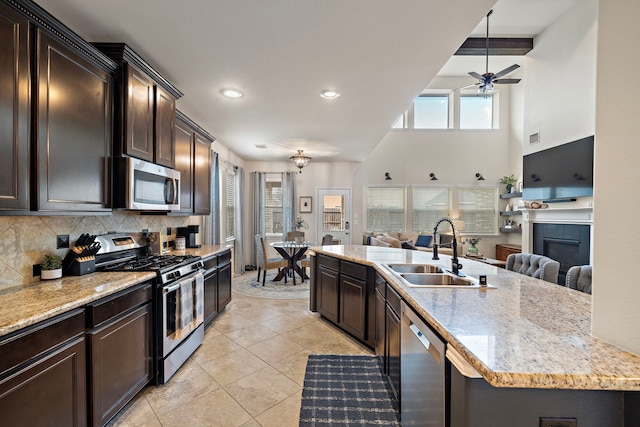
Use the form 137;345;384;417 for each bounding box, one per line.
468;71;484;80
493;64;520;79
451;82;480;92
493;78;521;84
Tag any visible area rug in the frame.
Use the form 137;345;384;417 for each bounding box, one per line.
232;270;310;299
299;355;400;426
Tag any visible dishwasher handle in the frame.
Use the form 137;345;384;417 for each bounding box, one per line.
409;323;443;365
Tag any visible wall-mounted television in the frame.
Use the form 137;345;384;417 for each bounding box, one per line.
522;135;594;202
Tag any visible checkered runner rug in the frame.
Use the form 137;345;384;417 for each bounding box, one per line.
299;355;400;426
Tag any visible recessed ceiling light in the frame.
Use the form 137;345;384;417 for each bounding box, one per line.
221;88;244;98
320;90;340;99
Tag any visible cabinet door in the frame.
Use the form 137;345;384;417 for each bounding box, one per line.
375;286;386;365
204;269;218;326
193;132;212;215
0;4;30;212
36;30;112;212
174;117;194;214
125;64;154;162
154;85;176;168
318;266;340;323
218;261;232;312
89;303;152;427
386;304;401;401
339;274;367;340
0;338;86;427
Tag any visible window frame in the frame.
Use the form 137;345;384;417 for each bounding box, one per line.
366;186;407;232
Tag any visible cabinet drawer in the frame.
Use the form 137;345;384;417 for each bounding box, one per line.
386;285;401;316
341;260;367;278
0;309;85;377
87;282;153;328
318;254;339;271
218;249;231;265
203;254;218;271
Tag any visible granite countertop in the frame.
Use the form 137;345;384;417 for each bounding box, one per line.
310;245;640;391
0;244;230;338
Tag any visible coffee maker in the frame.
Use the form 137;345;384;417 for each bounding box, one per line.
176;225;201;248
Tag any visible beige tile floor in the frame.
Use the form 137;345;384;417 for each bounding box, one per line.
108;287;373;427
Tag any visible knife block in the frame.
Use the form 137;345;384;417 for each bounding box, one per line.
66;257;95;276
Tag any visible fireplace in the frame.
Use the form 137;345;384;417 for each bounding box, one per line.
521;205;593;285
533;224;590;284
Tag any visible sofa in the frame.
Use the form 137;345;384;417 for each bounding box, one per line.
363;230;454;255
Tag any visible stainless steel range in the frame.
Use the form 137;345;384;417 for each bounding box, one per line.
95;232;205;384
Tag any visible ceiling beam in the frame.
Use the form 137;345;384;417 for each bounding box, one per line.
455;37;533;56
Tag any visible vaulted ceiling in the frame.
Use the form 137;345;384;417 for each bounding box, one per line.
35;0;581;163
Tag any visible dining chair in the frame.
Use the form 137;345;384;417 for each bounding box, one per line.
321;234;334;245
505;253;560;284
255;234;288;286
565;265;592;294
286;230;305;242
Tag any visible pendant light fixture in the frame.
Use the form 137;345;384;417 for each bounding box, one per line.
290;150;311;172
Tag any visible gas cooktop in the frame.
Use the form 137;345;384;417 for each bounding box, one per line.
100;254;201;273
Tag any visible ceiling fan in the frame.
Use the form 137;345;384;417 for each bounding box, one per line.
458;10;521;95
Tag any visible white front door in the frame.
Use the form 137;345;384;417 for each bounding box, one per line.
317;188;351;245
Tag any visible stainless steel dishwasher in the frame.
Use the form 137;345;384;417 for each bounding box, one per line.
401;301;446;426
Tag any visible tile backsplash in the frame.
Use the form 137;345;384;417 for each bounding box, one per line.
0;211;202;290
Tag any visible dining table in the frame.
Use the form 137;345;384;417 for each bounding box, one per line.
269;241;317;284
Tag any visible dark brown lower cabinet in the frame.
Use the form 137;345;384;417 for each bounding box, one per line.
386;284;401;401
339;273;366;340
218;255;232;312
0;310;87;427
87;282;153;427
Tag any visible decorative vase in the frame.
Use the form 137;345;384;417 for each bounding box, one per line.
467;244;479;256
41;268;62;280
506;184;514;193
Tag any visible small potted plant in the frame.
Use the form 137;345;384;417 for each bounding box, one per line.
464;237;482;257
41;253;63;280
499;174;518;194
294;217;309;231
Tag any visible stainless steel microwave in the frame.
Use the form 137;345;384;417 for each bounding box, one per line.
115;157;180;210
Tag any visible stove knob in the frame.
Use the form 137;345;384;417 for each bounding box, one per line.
174;271;181;278
167;272;175;281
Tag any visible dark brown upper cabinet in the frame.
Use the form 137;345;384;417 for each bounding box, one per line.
35;30;113;212
93;43;182;169
0;3;30;212
1;0;116;214
174;110;213;215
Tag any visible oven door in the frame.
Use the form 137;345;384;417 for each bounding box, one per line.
161;270;204;357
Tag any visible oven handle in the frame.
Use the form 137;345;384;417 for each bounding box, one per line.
163;283;182;294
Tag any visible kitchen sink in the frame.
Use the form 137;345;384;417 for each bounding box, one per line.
384;263;444;273
398;273;494;289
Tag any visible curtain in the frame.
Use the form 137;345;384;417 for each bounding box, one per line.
206;152;221;246
281;172;296;241
234;167;245;275
251;172;267;265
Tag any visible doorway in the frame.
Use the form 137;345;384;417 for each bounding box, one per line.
317;188;351;244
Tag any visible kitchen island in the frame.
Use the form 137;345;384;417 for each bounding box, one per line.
309;245;640;426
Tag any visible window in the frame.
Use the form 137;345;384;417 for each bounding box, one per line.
414;95;449;129
225;171;235;240
460;94;493;129
412;187;451;232
458;187;498;235
265;177;283;234
367;187;406;231
392;114;405;129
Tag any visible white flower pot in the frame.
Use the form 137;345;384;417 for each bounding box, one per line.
41;268;62;280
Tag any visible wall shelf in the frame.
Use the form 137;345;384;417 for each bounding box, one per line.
499;227;521;233
500;192;522;199
500;210;522;216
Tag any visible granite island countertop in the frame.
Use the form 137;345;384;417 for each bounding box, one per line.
310;245;640;391
0;244;229;338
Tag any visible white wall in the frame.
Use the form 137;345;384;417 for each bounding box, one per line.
522;0;598;153
592;0;640;354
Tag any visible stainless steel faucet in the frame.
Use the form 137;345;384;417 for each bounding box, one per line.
432;217;464;276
